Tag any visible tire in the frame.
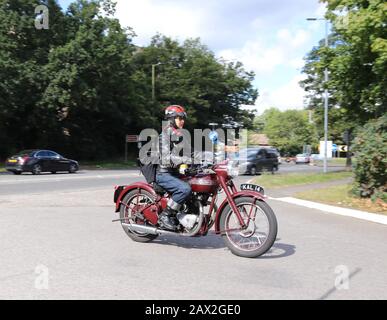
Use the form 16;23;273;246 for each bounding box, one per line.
51;171;57;174
69;164;78;173
32;164;42;175
13;171;22;175
250;166;257;176
219;197;278;258
271;165;278;175
119;189;159;243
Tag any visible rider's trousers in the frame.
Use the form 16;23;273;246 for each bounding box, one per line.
156;172;192;206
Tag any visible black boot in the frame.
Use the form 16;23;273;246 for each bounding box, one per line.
158;207;178;231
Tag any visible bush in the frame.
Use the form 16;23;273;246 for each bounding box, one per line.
352;115;387;202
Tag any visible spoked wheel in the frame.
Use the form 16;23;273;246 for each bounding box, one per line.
32;164;42;175
220;197;277;258
69;164;78;173
119;190;159;243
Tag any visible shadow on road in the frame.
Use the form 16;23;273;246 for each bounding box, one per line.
258;240;296;259
153;232;225;250
151;234;296;259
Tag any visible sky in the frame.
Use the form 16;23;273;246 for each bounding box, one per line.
58;0;328;115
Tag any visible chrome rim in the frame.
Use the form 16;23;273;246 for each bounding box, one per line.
123;193;154;235
225;202;270;252
33;165;41;174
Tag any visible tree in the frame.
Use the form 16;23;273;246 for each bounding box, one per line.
41;0;138;159
324;0;387;118
0;0;67;158
257;108;319;155
301;0;386;168
0;1;259;160
132;35;258;132
352;114;386;202
302;0;386;124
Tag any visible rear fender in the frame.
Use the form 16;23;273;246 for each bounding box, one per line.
214;191;266;234
114;182;156;212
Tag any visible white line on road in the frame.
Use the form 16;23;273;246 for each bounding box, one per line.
270;196;387;225
0;172;141;184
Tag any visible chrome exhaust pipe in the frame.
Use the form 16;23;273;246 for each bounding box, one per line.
121;223;176;236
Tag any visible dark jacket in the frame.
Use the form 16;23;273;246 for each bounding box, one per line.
158;125;191;173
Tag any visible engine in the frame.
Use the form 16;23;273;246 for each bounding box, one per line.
177;198;202;230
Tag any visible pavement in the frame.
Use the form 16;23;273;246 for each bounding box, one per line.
263;177;354;198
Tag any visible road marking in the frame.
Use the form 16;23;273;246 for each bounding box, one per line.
0;172;141;184
270;196;387;225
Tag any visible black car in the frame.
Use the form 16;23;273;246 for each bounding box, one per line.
5;150;79;175
237;148;279;175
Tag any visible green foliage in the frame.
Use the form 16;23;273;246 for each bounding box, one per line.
131;35;258;131
255;108;319;155
0;0;68;157
253;171;352;188
0;0;258;160
301;0;387;144
352;115;387;202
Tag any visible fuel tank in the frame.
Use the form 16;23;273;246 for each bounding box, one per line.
183;174;219;193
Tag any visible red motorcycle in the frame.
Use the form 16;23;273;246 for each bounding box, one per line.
113;161;278;258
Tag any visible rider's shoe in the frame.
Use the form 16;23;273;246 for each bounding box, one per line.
158;207;178;231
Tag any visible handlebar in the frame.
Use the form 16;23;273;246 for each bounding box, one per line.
183;159;230;176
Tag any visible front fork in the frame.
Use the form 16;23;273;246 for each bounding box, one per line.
219;177;248;229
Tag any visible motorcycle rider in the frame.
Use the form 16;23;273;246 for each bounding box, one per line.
156;105;192;231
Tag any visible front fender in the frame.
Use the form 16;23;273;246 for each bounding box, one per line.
214;190;266;234
114;182;156;212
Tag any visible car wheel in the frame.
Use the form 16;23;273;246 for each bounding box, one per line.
32;164;42;175
51;171;57;174
13;171;22;175
271;165;278;174
69;164;78;173
250;166;257;175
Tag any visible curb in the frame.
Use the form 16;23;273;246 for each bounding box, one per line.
269;196;387;225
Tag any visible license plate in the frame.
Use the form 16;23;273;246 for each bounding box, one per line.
240;184;265;194
8;159;17;163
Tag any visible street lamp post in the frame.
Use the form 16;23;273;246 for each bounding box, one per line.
151;62;162;101
307;17;329;173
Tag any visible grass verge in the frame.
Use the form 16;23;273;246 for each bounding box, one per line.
253;171;353;189
312;157;355;168
295;184;387;215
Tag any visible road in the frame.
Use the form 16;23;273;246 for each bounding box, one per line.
0;167;386;300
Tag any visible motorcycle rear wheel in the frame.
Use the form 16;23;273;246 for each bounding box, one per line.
119;190;159;243
220;197;277;258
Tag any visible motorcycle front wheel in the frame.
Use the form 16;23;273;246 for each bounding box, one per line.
219;197;277;258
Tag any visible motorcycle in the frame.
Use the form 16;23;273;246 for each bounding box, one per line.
113;160;278;258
